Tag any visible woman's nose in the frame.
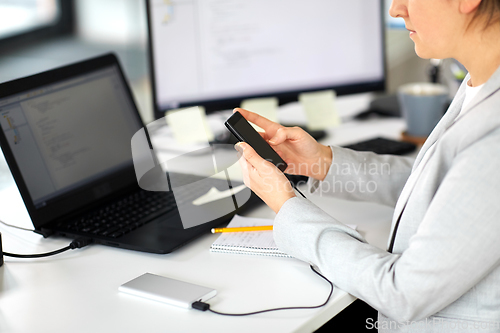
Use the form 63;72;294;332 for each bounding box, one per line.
389;0;408;19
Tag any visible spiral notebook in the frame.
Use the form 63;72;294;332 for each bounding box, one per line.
210;215;357;258
210;215;292;258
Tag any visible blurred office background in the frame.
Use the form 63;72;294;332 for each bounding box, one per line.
0;1;446;328
0;0;434;124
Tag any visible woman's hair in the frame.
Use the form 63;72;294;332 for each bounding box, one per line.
474;0;500;27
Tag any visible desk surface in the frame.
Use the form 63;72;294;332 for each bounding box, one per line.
0;99;405;333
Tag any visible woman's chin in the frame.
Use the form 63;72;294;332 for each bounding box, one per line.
413;45;436;60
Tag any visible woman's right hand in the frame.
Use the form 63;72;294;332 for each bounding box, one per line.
234;108;332;181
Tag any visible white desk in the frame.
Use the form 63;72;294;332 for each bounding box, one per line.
0;98;406;333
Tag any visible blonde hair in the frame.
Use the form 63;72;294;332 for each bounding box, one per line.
474;0;500;27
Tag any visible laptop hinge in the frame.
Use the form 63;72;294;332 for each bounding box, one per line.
34;228;54;238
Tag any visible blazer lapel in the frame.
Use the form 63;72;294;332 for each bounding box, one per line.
387;76;468;249
413;79;467;167
388;64;500;249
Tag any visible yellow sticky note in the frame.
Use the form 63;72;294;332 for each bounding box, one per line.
241;97;278;131
299;90;340;130
241;97;279;122
165;106;214;145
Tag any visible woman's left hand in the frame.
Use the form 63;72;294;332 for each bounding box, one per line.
236;142;296;213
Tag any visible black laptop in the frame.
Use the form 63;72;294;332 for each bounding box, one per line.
0;53;249;254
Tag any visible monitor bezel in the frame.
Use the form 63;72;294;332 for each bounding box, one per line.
146;0;387;119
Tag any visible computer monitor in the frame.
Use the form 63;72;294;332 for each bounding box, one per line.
146;0;386;119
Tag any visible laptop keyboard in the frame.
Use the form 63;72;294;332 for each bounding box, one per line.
57;174;240;239
58;190;177;238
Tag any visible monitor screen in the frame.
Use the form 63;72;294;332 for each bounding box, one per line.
147;0;385;117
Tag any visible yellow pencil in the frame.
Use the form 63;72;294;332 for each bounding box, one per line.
211;226;273;233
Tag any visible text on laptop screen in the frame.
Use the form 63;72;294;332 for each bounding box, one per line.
0;66;142;208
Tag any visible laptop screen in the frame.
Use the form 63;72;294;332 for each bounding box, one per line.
0;64;142;210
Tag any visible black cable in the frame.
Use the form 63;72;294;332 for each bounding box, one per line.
3;237;93;259
192;265;333;316
4;246;71;258
285;174;307;199
293;185;307;199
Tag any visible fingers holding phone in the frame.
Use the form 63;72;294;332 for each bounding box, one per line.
226;111;287;172
235;142;295;213
233;108;283;141
233;109;332;180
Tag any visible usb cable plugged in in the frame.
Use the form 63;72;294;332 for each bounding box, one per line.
191;265;333;316
192;301;210;311
2;237;93;259
0;219;92;261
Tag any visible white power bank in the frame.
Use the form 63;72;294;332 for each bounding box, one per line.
119;273;217;309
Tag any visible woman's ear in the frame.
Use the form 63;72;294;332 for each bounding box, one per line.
459;0;482;14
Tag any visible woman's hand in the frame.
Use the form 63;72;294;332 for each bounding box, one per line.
235;108;332;181
236;142;295;213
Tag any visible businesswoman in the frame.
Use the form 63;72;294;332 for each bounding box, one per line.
235;0;500;331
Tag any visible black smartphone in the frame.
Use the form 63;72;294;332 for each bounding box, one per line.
225;111;287;172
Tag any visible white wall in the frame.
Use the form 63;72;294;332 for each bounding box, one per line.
385;30;430;93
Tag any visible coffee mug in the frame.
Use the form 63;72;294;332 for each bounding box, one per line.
398;83;449;137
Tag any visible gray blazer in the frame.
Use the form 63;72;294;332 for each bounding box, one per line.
274;65;500;332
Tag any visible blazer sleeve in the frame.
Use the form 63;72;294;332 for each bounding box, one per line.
274;132;500;322
308;146;414;207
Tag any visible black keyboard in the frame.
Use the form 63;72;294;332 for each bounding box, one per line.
57;173;241;239
342;137;416;155
59;190;177;239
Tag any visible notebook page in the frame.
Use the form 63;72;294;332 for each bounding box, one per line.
211;215;278;250
210;215;357;257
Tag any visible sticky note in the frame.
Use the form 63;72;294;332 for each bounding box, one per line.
299;90;341;130
165;106;214;145
241;97;279;131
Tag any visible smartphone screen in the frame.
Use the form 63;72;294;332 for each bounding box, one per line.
225;112;287;172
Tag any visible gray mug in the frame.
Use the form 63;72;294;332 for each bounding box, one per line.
398;83;449;137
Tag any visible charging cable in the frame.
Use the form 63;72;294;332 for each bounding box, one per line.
0;219;92;261
0;220;93;260
193;178;319;316
192;265;333;316
293;185;307;199
191;176;314;315
284;174;308;199
2;237;92;259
